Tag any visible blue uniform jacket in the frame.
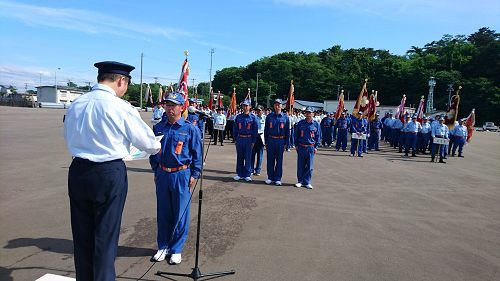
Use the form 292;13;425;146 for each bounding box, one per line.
370;119;383;131
187;112;203;133
350;118;367;134
264;112;290;146
295;119;321;149
335;117;350;129
233;113;258;144
150;117;202;179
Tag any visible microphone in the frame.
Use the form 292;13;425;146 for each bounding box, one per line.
188;106;213;119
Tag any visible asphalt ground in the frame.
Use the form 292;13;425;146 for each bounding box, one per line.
1;106;499;281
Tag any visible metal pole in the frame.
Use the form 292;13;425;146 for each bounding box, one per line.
209;49;215;94
447;84;454;107
337;85;340;100
140;53;143;109
55;68;60;101
256;73;261;107
427;77;436;113
268;85;271;108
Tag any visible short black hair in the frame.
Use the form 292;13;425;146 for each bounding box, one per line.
97;73;130;84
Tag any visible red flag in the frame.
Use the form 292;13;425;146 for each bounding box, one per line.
146;84;154;109
352;79;370;116
245;88;251;101
194;87;198;101
158;86;163;103
445;87;461;130
177;56;190;119
415;96;425;124
285;80;294;112
464;109;475;143
216;91;222;109
207;88;214;110
367;91;378;121
227;88;237;118
168;83;174;93
394;95;406;123
334;92;345;121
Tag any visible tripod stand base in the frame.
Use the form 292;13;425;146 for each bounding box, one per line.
156;267;235;280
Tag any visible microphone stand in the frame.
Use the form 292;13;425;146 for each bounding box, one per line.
156;114;235;280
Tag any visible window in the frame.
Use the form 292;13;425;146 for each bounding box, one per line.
61;90;67;97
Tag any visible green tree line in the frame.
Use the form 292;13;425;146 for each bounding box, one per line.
210;27;499;125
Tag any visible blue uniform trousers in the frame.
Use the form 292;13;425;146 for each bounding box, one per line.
333;126;337;141
266;137;285;181
336;128;348;150
289;127;295;148
399;131;406;147
368;130;380;149
236;136;253;177
431;137;446;158
68;158;127;281
156;168;191;254
251;135;264;173
405;132;418;151
350;138;363;156
448;135;455;153
391;128;400;145
452;136;466;154
417;133;430;150
321;127;333;146
297;145;315;185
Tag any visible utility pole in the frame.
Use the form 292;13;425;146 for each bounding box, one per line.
191;78;196;96
87;82;91;91
337;85;340;100
255;73;261;107
268;85;272;108
427;77;436;113
140;53;143;108
209;48;215;95
55;67;60;96
154;77;158;85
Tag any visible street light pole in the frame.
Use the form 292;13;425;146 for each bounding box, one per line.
255;73;261;107
337;84;340;100
209;48;215;94
55;68;61;98
426;77;436;113
268;85;272;108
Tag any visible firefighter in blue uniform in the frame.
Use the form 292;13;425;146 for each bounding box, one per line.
320;112;334;147
187;97;203;134
380;112;389;142
391;117;404;152
417;117;431;154
368;113;382;151
335;112;349;151
251;105;266;176
350;111;367;157
451;119;467;157
233;99;258;181
403;115;421;157
63;61;161;280
361;116;370;153
430;116;449;163
294;106;321;189
264;99;290;186
149;93;202;264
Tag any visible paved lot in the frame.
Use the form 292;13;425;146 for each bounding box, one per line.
1;106;499;281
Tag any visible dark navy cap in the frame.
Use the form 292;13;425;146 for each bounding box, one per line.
217;107;223;111
357;111;363;115
274;98;283;104
304;106;314;113
438;116;445;121
389;112;393;115
241;99;251;106
94;61;135;78
375;112;380;116
188;97;197;103
341;112;345;115
164;92;185;105
412;115;417;119
256;105;264;111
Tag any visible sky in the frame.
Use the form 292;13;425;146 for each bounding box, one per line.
0;0;499;92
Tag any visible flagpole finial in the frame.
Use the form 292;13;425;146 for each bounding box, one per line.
375;91;378;94
291;80;293;84
403;94;406;98
365;78;368;83
421;95;424;99
248;88;250;91
184;50;189;57
372;89;374;93
218;90;220;93
341;89;344;93
233;87;236;91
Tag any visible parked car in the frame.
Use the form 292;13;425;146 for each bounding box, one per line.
482;122;499;131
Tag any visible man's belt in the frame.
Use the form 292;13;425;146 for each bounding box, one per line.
455;135;465;138
435;135;444;137
407;132;417;134
323;126;331;127
238;134;252;137
338;128;347;130
299;143;315;147
268;135;284;139
372;128;380;131
159;164;190;172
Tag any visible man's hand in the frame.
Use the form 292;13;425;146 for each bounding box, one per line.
295;147;298;153
234;141;237;146
283;145;287;152
154;176;157;185
251;143;254;149
189;176;196;193
314;148;317;154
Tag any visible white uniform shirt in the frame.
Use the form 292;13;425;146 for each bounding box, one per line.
63;84;160;162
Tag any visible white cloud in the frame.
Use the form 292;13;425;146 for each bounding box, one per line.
192;39;246;55
0;1;195;41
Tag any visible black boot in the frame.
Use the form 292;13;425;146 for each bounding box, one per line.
398;147;402;153
412;150;418;157
452;152;456;157
443;153;447;159
439;156;446;163
404;150;409;156
430;155;435;162
458;153;464;158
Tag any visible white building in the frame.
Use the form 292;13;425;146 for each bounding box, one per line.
36;86;88;104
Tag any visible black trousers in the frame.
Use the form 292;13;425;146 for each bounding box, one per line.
213;129;224;144
68;158;127;281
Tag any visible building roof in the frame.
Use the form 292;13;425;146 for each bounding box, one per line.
293;99;324;107
36;85;87;92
